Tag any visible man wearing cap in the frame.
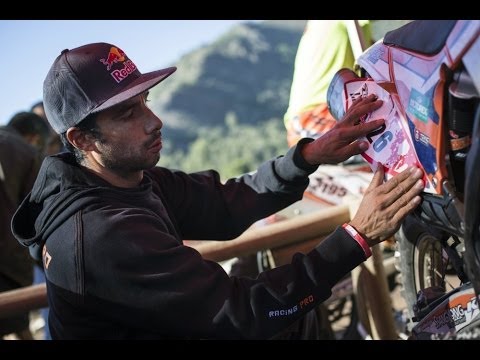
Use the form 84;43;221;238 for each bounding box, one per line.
12;42;424;339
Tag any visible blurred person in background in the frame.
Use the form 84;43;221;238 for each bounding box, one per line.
284;20;372;147
31;101;64;156
8;111;51;155
14;106;55;339
0;111;49;339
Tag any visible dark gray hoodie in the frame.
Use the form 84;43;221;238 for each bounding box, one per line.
12;140;367;339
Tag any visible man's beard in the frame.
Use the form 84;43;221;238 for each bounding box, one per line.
100;142;160;175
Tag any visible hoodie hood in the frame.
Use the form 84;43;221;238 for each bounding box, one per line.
11;152;151;261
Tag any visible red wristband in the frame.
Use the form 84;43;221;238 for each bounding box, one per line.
342;223;372;259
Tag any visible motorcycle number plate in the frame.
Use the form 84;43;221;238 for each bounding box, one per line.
343;79;435;193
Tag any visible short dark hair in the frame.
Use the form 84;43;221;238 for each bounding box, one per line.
60;113;100;164
8;111;50;141
30;101;44;112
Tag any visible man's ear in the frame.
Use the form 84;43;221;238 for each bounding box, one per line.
66;128;97;151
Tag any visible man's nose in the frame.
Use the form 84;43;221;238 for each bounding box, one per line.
145;111;163;133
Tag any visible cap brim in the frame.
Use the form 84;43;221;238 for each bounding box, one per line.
93;66;176;114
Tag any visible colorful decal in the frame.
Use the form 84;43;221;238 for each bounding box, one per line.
408;88;430;123
342;79;436;192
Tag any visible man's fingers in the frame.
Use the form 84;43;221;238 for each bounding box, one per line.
343;119;385;140
382;167;423;194
365;163;384;193
384;176;424;209
342;94;380;122
351;94;372;106
390;195;422;227
348;99;384;120
338;140;365;158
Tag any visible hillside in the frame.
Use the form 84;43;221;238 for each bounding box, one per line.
149;20;306;152
148;20;410;177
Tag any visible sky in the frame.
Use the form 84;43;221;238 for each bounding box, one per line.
0;20;258;125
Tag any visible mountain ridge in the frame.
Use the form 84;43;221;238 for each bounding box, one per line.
149;20;306;153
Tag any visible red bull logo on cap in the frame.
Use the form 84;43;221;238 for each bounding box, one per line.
100;47;126;70
99;46;137;84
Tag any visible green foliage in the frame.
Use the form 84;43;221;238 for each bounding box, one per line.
148;20;305;142
149;20;306;179
159;118;289;180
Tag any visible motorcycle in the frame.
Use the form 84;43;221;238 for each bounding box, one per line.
327;20;480;339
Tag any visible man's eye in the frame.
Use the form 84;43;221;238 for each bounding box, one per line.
121;109;134;119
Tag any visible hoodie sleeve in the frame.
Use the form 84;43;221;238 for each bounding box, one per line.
150;138;319;240
79;207;367;339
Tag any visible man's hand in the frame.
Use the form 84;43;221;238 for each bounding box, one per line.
349;165;424;247
301;94;384;165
